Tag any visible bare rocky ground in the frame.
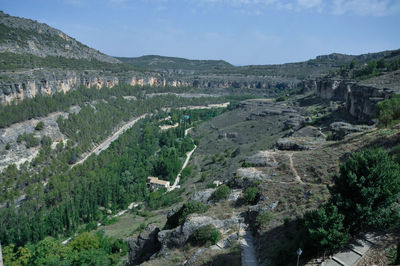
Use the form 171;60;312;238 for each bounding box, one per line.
0;110;70;170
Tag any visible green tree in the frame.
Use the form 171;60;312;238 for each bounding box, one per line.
190;225;221;246
70;232;100;252
329;149;400;233
212;185;231;201
35;121;45;130
243;186;259;204
303;203;351;254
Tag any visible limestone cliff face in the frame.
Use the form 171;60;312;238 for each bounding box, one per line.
0;70;299;104
307;76;394;121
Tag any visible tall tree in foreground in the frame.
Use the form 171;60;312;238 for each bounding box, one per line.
328;148;400;233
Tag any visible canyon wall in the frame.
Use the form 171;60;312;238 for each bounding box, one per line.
309;76;395;121
0;70;299;104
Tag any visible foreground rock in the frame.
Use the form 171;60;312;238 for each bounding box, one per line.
128;225;161;265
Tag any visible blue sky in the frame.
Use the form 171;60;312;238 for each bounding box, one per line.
1;0;399;65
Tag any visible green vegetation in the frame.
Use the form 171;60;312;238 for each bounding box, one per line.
302;148;400;257
376;95;400;127
35;121;45;131
303;203;350;254
190;225;221;246
117;55;233;72
16;132;40;148
271;149;400;264
5;142;11;150
212;185;231;201
0;84;226;128
0;107;222;248
165;201;209;229
0;51;137;72
243;186;259;204
255;211;273;229
2;231;128;266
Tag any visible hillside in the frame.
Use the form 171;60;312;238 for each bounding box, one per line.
0;9;399;266
0;11;119;63
117;55;234;73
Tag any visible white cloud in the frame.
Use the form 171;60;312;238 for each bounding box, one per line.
297;0;321;9
332;0;399;16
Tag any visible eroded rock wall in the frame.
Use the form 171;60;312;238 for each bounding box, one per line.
0;70;299;104
306;76;395;121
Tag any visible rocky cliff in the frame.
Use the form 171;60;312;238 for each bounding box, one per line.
310;72;400;121
0;69;299;104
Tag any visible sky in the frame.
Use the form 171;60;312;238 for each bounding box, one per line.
0;0;399;65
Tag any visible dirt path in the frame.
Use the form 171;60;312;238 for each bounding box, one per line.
169;144;197;191
72;114;148;167
287;153;305;184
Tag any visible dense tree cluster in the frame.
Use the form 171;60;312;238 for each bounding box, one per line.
2;231;128;265
0;107;222;250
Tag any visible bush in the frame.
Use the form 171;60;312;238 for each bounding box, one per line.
35;121;45;130
303;203;350;254
376;95;400;127
255;211;273;229
212;185;231;201
243;186;259;204
5;143;10;150
190;225;221;246
165;201;209;229
329;148;400;233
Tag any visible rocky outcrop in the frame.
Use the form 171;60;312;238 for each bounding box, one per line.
128;225;161;265
345;84;393;121
329;122;373;140
157;214;242;252
189;188;216;203
276;137;320;151
311;75;397;121
301;79;317;93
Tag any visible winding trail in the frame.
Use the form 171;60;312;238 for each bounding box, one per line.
287;152;305;184
168;127;196;191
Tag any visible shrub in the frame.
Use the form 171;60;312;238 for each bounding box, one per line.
190;225;221;246
200;172;207;182
70;232;100;251
212;185;231;201
303;203;350;254
35;121;45;130
5;143;10;150
255;211;273;229
165;201;209;229
376;95;400;127
243;186;259;204
329;148;400;232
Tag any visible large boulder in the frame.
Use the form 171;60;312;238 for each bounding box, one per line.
189;188;216;203
128;224;161;265
245;151;279;167
276;137;314;151
157;215;242;252
330;122;373;140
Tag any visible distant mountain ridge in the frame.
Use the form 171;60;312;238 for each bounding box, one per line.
116;55;234;74
119;50;400;78
0;11;119;64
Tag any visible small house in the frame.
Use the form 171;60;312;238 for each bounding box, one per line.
147;177;170;191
